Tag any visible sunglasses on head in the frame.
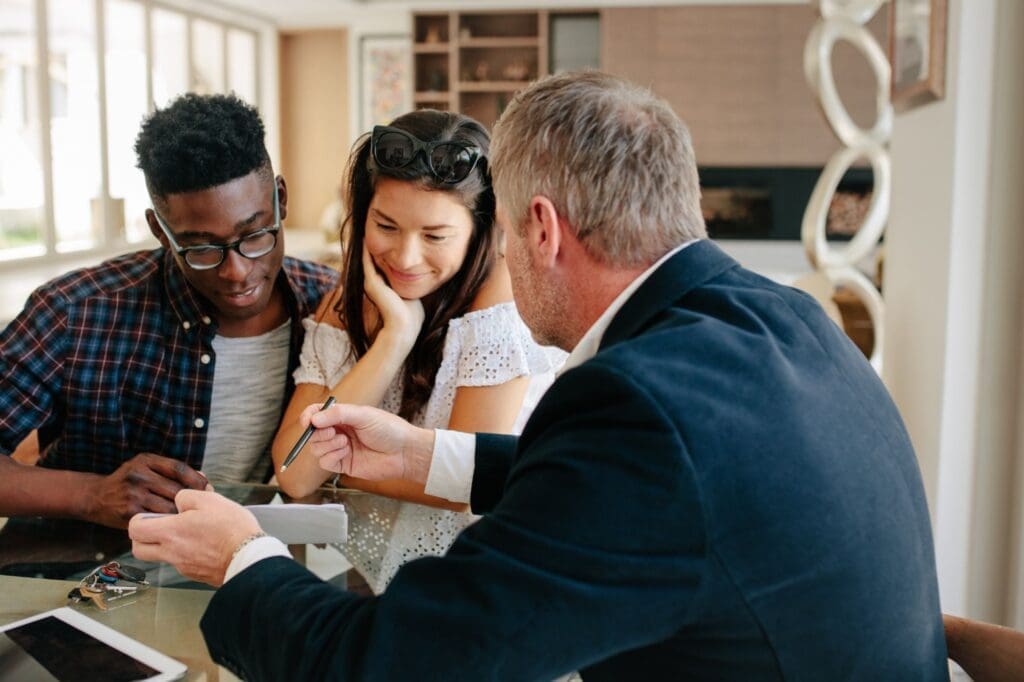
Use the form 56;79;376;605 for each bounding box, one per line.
371;125;483;185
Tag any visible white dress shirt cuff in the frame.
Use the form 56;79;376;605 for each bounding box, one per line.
424;429;476;504
224;536;292;583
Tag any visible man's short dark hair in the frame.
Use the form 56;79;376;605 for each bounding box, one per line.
135;93;271;200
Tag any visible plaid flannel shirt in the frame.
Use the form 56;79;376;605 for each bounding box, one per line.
0;249;337;474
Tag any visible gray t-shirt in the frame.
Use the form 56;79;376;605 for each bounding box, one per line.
202;321;291;482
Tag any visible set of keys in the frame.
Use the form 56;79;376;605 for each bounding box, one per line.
67;561;149;611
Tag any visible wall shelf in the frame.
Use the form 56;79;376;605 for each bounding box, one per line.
414;43;450;54
459;37;540;49
457;81;532;93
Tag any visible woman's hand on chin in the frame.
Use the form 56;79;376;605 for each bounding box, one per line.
362;245;425;349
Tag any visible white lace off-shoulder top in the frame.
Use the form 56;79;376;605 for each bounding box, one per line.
293;301;566;592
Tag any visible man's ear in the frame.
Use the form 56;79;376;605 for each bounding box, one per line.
525;196;562;268
276;175;288;223
145;209;167;247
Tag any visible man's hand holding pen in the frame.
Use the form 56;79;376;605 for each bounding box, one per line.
300;402;434;485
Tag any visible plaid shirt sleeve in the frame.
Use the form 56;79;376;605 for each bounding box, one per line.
0;285;69;455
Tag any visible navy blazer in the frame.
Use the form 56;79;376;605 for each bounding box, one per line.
202;241;947;680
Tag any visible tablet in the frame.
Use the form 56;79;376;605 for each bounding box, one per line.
0;607;187;681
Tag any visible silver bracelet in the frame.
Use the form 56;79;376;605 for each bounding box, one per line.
231;531;269;560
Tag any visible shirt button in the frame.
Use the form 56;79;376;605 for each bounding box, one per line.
182;321;192;331
200;354;211;365
201;315;212;325
194;418;205;429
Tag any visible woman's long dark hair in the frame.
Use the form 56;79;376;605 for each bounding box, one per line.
337;110;497;420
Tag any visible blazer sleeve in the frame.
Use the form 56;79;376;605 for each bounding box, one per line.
470;432;517;513
202;359;707;682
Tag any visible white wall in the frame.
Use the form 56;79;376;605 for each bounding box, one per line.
1015;305;1024;626
885;0;1024;624
962;0;1024;626
987;0;1024;628
973;0;1024;615
886;0;989;618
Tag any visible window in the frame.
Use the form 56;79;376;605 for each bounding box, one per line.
0;0;45;259
105;0;147;242
49;0;102;251
152;8;188;108
227;29;257;105
191;19;224;95
0;0;262;265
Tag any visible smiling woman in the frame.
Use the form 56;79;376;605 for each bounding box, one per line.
270;108;565;591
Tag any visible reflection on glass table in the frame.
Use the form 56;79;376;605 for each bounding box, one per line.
0;483;265;585
0;483;377;592
0;481;475;597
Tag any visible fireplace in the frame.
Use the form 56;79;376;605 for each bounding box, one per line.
699;167;874;241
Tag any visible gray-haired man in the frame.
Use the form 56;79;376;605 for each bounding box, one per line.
131;72;946;681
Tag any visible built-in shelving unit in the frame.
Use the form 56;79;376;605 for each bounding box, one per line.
413;10;551;129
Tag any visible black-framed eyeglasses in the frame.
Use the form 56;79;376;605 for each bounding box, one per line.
153;183;281;271
371;125;483;185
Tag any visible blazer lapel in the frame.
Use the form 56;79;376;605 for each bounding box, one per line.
600;240;738;351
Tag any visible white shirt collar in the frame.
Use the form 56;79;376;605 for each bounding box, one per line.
558;241;696;376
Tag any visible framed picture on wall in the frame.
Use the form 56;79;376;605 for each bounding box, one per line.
360;34;413;132
888;0;947;112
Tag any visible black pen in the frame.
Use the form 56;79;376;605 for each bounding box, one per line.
280;396;336;472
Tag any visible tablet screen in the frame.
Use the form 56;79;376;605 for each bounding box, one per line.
0;616;159;681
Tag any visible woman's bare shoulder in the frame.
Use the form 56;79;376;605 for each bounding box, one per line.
469;257;514;312
313;286;346;329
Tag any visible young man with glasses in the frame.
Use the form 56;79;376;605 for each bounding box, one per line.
0;93;337;529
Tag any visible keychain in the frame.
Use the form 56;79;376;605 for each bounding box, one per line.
68;561;149;610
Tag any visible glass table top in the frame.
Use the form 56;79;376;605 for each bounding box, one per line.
0;479;486;680
0;483;366;588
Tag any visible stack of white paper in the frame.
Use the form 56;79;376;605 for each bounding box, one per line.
137;503;347;545
247;503;347;544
